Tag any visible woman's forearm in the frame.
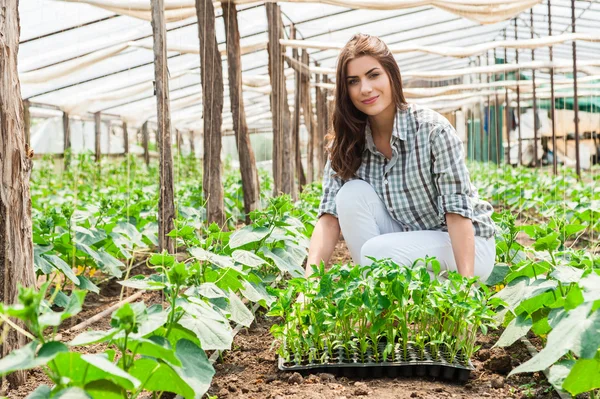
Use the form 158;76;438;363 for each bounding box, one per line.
446;213;475;277
305;214;341;277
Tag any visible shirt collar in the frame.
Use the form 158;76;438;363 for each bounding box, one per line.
364;104;411;153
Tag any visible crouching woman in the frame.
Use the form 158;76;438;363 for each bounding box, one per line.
305;34;497;280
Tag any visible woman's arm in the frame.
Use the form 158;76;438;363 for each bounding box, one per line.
446;213;475;277
304;214;341;277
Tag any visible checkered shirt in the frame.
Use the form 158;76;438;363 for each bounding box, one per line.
318;103;497;239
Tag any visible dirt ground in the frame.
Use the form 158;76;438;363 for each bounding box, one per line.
4;241;559;399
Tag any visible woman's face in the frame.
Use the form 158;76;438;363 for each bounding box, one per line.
345;55;393;116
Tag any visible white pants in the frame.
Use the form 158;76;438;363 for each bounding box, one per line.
335;179;496;280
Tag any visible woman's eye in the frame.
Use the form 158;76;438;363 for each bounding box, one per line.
370;73;380;79
348;79;358;85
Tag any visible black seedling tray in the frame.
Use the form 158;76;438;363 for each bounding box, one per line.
278;343;474;382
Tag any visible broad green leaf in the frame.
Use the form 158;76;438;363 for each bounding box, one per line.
50;352;139;390
563;224;586;238
39;290;86;328
240;281;275;307
44;254;79;285
261;247;304;278
547;360;575;393
492;276;529;313
533;232;561;252
70;329;119;346
0;341;67;375
95;250;124;278
550;266;584;284
113;222;145;247
172;339;215;398
509;303;600;375
129;358;195;399
84;380;126;399
495;313;532;348
178;299;233;350
54;387;92;399
126;336;180;366
229;226;270;249
26;385;52;399
118;276;165;291
133;304;168;338
34;246;55;275
149;252;176;267
232;250;266;268
562;358;600;396
186;283;227;299
76;276;100;294
227;290;254;327
485;264;510;286
74;226;107;246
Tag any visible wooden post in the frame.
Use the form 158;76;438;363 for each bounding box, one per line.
266;3;294;196
301;50;316;183
0;0;36;386
320;74;330;173
151;0;176;252
315;69;325;178
94;112;102;163
571;0;581;177
123;121;129;155
142;121;150;166
189;129;196;156
290;25;306;190
503;29;511;165
514;19;523;166
196;0;225;225
223;0;260;217
23;100;31;147
63;112;71;169
530;9;539;167
548;0;557;175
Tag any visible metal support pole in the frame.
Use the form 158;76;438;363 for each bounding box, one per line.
548;0;558;175
530;9;539;167
478;56;484;162
493;48;501;164
514;18;523;166
503;29;511;165
571;0;581;177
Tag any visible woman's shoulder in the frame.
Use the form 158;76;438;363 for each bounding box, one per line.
406;103;453;130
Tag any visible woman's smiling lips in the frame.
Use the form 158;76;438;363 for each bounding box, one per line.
361;95;379;105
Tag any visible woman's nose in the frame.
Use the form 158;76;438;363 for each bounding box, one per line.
361;81;372;95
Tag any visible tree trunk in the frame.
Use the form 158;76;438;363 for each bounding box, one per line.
0;0;36;387
142;121;150;166
196;0;225;226
94;112;101;163
63;112;71;170
290;26;306;190
223;1;260;219
151;0;176;253
301;50;316;184
123;121;129;155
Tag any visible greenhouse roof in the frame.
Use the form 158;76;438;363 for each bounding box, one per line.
19;0;600;129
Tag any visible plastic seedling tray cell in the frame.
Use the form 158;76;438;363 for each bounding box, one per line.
279;343;474;383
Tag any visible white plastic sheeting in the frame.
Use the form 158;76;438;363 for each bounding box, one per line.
18;0;600;130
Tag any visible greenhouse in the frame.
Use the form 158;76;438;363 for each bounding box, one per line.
0;0;599;398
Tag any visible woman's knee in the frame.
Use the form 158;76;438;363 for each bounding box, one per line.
360;235;411;266
335;179;378;217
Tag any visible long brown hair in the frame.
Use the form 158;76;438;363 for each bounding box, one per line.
326;34;408;180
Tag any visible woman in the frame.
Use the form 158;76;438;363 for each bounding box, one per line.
304;34;497;280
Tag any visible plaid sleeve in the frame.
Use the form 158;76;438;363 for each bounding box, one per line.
318;159;344;219
430;124;474;221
